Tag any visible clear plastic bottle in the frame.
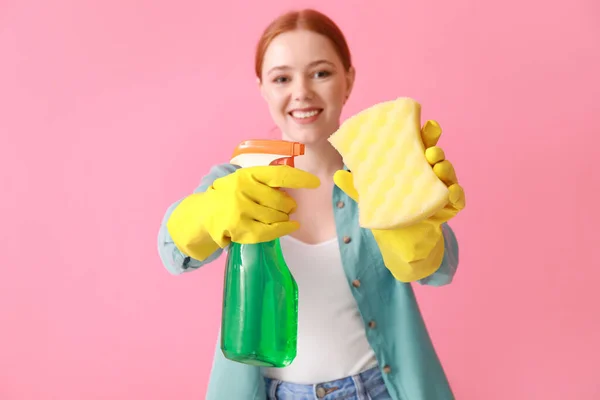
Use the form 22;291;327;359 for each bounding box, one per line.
220;139;304;367
221;237;298;367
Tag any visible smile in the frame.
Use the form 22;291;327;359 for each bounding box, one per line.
290;109;321;118
288;108;323;124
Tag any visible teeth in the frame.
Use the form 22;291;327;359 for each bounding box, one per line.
292;110;320;118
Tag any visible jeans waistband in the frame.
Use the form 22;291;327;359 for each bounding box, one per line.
264;366;385;399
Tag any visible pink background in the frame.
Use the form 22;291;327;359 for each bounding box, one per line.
1;0;599;399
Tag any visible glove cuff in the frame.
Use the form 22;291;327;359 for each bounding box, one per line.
167;192;223;261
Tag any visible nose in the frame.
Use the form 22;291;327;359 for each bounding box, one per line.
292;76;313;101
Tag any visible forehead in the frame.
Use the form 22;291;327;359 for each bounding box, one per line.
262;29;341;70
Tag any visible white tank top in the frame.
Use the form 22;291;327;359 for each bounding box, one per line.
262;235;378;384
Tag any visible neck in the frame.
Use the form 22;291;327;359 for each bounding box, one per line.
283;137;343;179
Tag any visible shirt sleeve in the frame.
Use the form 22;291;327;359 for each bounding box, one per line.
156;163;239;275
417;223;459;287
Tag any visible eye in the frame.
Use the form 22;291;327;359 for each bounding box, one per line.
313;70;331;79
273;75;289;84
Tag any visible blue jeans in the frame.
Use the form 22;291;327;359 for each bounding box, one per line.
264;366;392;399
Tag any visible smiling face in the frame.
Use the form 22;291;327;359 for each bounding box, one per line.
258;29;355;145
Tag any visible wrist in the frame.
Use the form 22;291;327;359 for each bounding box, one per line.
372;220;443;262
167;192;224;261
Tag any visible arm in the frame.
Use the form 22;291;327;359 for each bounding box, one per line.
156;163;238;275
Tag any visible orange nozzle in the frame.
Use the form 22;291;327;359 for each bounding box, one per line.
231;139;305;167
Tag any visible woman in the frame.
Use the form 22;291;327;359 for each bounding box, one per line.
158;8;465;400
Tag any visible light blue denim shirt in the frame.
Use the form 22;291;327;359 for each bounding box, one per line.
157;163;459;400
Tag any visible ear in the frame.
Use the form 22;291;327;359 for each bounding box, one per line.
257;77;268;101
345;66;356;102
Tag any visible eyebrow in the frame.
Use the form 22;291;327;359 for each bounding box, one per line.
266;60;336;75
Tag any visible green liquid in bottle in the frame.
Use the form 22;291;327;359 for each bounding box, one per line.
221;238;298;368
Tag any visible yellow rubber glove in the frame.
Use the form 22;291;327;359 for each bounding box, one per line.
334;120;466;282
167;165;321;261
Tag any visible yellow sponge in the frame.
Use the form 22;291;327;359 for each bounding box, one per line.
328;97;449;229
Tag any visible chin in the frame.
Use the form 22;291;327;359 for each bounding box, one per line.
285;127;331;145
283;117;338;144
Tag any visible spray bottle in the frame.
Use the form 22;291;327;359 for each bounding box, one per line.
220;139;304;368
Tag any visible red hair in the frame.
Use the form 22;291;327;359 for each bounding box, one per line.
255;9;353;79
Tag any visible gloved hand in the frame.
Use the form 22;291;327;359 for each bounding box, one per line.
167;165;321;261
333;120;466;282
